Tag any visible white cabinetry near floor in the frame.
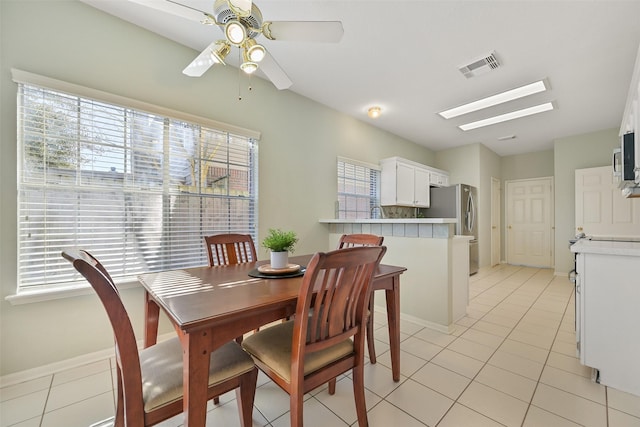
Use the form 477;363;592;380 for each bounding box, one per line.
572;239;640;397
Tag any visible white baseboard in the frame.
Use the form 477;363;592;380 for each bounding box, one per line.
373;306;452;334
0;332;175;388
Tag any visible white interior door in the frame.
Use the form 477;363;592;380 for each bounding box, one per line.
506;177;554;268
491;177;501;266
575;166;640;237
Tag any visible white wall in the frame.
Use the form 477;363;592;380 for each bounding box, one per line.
0;0;435;376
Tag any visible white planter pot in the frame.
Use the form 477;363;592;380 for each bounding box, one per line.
270;251;289;269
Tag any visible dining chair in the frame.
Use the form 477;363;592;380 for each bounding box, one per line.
61;250;258;427
204;233;257;266
205;233;261;340
204;233;260;396
337;233;384;364
241;245;387;427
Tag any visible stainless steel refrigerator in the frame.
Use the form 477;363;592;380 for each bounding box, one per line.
423;184;478;275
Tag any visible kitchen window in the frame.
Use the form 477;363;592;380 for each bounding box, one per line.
336;157;380;219
14;71;259;293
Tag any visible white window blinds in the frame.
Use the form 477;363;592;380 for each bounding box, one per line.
16;82;259;291
337;158;380;219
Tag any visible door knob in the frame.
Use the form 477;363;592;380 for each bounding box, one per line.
508;225;512;229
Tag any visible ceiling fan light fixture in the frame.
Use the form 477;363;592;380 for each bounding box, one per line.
210;41;231;65
241;61;258;74
367;106;382;118
244;39;265;62
225;20;247;45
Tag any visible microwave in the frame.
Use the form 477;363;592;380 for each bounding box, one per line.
613;132;635;186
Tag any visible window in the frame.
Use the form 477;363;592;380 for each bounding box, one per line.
16;79;258;291
336;157;380;219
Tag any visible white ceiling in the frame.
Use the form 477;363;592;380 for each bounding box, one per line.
80;0;640;156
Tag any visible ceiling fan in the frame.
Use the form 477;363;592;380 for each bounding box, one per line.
129;0;344;90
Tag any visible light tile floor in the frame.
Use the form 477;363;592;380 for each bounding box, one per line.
3;264;640;426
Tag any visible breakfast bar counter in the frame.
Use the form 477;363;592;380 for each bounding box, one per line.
319;218;469;333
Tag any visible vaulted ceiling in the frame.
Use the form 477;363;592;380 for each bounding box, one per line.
81;0;640;156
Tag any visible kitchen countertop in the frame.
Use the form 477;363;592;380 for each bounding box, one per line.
570;238;640;256
319;218;456;224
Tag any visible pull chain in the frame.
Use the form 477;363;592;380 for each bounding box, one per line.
237;70;254;101
237;49;254;101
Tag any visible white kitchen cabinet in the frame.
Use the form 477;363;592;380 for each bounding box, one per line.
429;170;449;187
380;157;431;207
572;239;640;397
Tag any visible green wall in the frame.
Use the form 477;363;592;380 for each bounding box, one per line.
502;150;554;180
0;0;434;376
435;143;501;267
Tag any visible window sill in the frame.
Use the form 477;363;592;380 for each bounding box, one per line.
5;279;141;305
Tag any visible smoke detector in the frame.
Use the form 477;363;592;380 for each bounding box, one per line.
459;51;501;78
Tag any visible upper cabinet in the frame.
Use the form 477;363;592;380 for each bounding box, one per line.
380;157;449;207
429;170;450;187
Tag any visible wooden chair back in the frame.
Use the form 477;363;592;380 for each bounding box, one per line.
62;250;146;422
62;250;258;426
204;233;257;266
337;233;384;249
336;233;384;369
293;246;386;388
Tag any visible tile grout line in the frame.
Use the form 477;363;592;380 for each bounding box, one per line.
519;275;582;427
434;267;573;426
432;264;525;426
38;375;55;427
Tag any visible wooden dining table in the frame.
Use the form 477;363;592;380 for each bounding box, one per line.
139;254;406;427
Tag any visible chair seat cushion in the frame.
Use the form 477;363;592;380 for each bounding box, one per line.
139;338;255;412
241;321;354;382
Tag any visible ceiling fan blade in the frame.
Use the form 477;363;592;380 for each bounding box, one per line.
127;0;211;23
182;41;220;77
227;0;252;17
259;51;292;90
263;21;344;43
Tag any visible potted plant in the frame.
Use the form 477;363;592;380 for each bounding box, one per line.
262;228;298;269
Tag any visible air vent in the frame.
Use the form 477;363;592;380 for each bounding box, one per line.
459;52;501;78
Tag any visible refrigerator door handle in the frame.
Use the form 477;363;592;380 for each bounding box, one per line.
467;192;476;233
